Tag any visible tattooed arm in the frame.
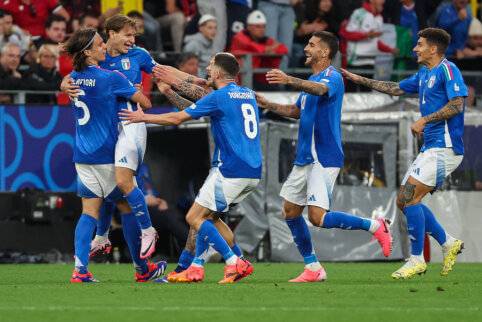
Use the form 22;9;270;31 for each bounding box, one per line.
157;81;194;111
340;68;405;96
411;97;465;136
172;78;210;101
255;92;300;119
266;69;329;96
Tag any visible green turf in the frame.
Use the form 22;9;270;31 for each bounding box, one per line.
0;262;480;322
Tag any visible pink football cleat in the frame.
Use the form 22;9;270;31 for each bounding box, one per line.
89;238;112;258
289;267;327;282
372;218;392;257
140;229;158;259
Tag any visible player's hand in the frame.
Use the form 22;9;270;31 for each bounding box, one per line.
340;68;362;84
153;65;177;85
266;69;289;85
134;83;143;91
157;81;171;94
60;77;80;101
411;118;426;138
191;76;207;87
119;103;145;125
254;91;269;109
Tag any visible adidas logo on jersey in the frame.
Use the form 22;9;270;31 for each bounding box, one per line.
118;156;128;163
308;194;316;202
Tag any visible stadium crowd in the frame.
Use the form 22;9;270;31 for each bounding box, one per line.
0;0;481;104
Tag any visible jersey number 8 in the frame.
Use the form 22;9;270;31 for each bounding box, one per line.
241;103;257;139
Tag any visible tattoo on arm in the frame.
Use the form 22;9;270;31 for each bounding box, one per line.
400;182;416;206
164;88;194;110
174;79;209;101
186;76;194;83
357;77;405;95
184;228;197;254
423;97;464;123
289;77;329;96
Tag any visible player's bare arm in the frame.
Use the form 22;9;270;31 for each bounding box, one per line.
153;65;210;101
411;97;465;136
119;104;192;126
130;91;152;110
340;68;405;96
157;81;194;111
266;69;328;96
165;65;207;87
60;74;80;100
255;92;301;119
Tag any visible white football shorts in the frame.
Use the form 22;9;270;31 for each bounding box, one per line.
75;163;123;201
280;162;340;210
114;120;147;174
195;167;260;213
401;147;463;189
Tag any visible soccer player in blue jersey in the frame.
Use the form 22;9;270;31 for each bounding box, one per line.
120;52;261;283
61;29;166;282
342;27;466;279
256;31;393;282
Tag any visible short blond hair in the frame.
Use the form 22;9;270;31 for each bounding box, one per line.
37;44;58;63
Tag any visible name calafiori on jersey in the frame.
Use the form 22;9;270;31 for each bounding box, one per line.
74;79;96;86
228;92;254;99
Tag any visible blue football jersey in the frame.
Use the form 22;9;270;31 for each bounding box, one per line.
184;82;262;178
70;65;138;164
101;46;156;84
399;58;467;154
294;66;344;168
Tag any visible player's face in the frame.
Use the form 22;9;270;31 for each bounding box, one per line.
111;25;136;54
304;36;325;66
88;35;107;63
46;21;67;43
206;57;218;88
413;37;435;65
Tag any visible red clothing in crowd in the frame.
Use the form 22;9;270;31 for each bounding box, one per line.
229;30;288;84
1;0;63;37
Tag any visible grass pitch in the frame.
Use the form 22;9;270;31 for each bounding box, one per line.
0;262;480;322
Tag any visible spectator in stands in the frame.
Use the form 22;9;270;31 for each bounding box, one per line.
291;0;339;67
229;10;288;90
226;0;251;50
436;0;473;59
61;0;120;32
33;14;67;49
333;0;363;22
0;10;33;62
183;14;217;78
197;0;228;52
0;42;22;103
76;13;99;32
177;52;200;76
127;10;150;50
343;0;399;92
463;18;482;59
0;0;69;37
22;44;62;104
144;0;184;52
258;0;298;69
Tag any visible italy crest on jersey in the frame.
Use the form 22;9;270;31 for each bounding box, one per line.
428;75;436;88
121;58;130;70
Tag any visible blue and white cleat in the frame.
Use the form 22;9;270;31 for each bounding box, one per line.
153;276;169;283
71;270;99;283
135;260;167;282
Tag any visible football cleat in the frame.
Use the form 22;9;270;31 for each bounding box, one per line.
237;259;254;281
372;218;392;257
288;267;327;282
168;266;204;283
135;260;167;282
71;270;99;283
392;256;427;279
219;257;249;284
154;270;178;283
441;239;464;276
89;238;112;258
140;229;158;259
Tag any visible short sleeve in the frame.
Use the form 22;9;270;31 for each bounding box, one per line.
295;93;303;109
399;72;420;95
443;64;468;99
184;93;219;119
319;74;342;98
138;48;157;74
110;71;137;100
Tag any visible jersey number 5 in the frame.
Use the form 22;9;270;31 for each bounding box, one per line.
241;103;258;139
74;90;89;126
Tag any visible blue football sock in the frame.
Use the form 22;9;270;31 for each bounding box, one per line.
285;216;318;265
197;219;233;261
231;244;245;260
176;250;195;272
74;214;97;274
421;204;447;245
192;228;210;266
322;212;371;231
96;200;115;236
405;204;425;255
125;187;152;229
120;212;148;275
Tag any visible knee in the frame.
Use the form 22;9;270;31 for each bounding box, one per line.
115;177;134;195
282;206;298;219
308;209;327;227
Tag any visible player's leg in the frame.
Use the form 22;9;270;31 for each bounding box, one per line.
71;197;102;283
115;198;166;282
90;200;115;258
